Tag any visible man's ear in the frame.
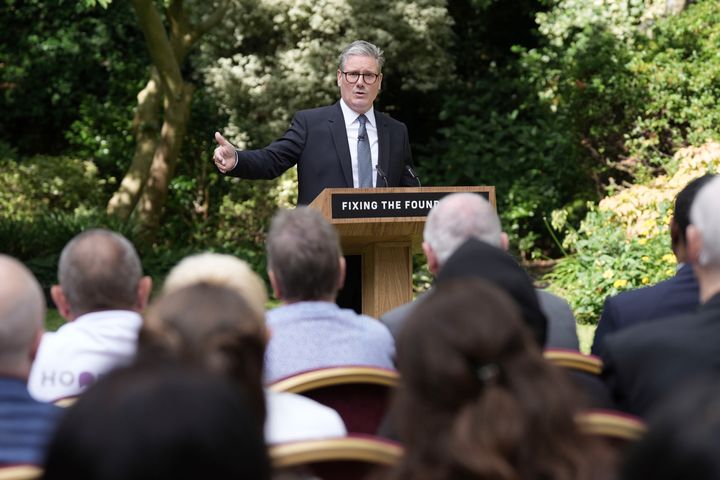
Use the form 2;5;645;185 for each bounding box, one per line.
422;242;440;275
337;69;342;87
336;256;347;292
135;276;153;312
268;270;282;300
50;285;72;321
686;225;703;265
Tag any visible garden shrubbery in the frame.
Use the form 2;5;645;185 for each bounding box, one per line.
546;142;720;325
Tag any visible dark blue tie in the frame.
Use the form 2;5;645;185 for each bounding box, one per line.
357;114;372;188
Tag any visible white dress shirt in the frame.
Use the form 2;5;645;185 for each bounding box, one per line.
339;99;379;187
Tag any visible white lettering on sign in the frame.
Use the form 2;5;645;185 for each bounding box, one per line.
404;200;440;209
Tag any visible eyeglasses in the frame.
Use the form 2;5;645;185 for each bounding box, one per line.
340;71;380;85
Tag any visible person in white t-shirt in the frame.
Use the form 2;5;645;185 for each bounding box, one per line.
28;229;152;402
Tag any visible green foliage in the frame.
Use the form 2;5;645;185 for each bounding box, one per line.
546;142;720;325
0;0;146;178
626;0;720;169
546;206;674;324
202;0;454;147
0;156;107;221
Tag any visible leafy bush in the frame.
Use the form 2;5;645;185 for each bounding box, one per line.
0;156;108;220
546;142;720;324
625;0;720;171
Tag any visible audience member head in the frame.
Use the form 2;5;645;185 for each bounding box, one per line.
687;176;720;301
622;376;720;480
0;255;45;378
422;193;505;274
670;173;716;261
162;252;268;318
266;207;344;302
139;283;267;422
42;363;270;480
52;229;151;320
436;238;547;346
390;278;603;480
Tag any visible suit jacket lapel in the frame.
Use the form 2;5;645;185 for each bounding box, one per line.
329;102;353;187
376;111;390;188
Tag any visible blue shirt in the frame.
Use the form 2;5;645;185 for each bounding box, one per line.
264;301;395;383
0;377;61;465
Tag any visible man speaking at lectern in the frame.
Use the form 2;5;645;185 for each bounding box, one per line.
212;40;418;205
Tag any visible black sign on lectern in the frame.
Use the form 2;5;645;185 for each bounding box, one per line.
330;190;490;219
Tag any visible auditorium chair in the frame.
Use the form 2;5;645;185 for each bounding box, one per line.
544;348;614;409
270;434;403;480
268;366;399;434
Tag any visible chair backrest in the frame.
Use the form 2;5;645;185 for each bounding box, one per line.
544;348;614;409
576;408;646;453
0;466;42;480
270;435;403;480
54;395;79;408
544;348;602;375
269;366;399;435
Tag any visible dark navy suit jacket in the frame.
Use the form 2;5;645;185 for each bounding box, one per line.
591;263;699;356
602;293;720;417
228;102;416;204
0;377;60;465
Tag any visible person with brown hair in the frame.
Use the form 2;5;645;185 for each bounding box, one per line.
138;282;346;444
387;278;613;480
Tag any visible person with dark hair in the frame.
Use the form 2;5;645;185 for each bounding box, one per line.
0;255;61;466
435;237;548;346
621;376;720;480
387;278;613;480
264;207;394;383
602;176;720;416
28;229;152;402
42;363;271;480
591;174;716;355
139;282;346;444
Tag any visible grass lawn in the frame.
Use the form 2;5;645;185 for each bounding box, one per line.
45;309;65;332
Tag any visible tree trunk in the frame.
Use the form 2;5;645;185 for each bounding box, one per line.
136;82;194;239
122;0;225;240
106;67;162;219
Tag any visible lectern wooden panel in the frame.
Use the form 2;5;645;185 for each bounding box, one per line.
309;186;495;318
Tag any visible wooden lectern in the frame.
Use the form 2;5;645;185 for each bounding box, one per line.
309;186;495;318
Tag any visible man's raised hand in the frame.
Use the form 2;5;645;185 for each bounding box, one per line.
213;132;238;173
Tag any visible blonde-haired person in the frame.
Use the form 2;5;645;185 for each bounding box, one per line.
162;252;267;319
149;254;347;444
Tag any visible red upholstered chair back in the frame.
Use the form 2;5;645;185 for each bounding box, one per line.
269;366;399;435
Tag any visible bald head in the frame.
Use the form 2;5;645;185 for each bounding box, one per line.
423;193;503;266
57;229;147;317
0;255;45;375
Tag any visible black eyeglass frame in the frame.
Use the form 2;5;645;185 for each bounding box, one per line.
340;71;381;85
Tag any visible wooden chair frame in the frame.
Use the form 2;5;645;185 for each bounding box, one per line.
544;348;603;375
0;466;42;480
575;409;647;441
270;435;403;469
268;366;399;394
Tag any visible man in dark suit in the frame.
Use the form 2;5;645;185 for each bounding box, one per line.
212;40;417;205
591;174;716;356
601;176;720;417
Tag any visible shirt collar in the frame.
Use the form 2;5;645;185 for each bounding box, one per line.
339;99;376;128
